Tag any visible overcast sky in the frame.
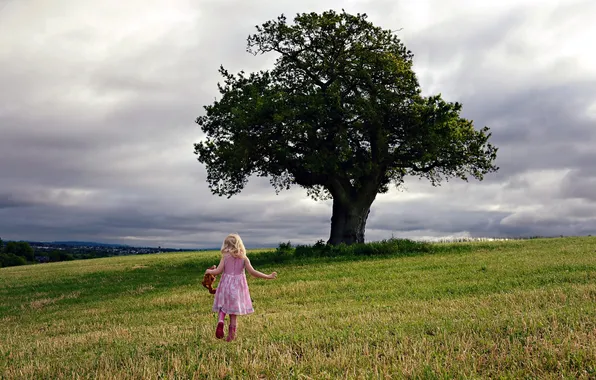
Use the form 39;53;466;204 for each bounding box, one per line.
1;0;595;248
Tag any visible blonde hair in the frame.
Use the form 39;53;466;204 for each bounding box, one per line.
221;233;247;259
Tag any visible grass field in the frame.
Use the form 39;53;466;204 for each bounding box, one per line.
1;237;595;379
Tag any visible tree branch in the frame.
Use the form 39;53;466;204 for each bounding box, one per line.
411;161;444;173
288;162;328;187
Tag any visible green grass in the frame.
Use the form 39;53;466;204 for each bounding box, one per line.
1;237;595;379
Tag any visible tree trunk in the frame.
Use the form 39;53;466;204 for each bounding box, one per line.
327;194;375;246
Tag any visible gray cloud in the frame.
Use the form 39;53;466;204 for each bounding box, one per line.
1;0;595;248
559;169;596;202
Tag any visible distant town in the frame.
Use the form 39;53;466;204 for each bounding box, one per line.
0;238;216;268
29;241;199;258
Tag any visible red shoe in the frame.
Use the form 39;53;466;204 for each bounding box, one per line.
226;325;236;342
215;322;224;339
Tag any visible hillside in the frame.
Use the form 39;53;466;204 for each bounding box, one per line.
1;237;595;378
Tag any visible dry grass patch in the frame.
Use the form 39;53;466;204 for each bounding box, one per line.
24;291;81;310
127;285;155;295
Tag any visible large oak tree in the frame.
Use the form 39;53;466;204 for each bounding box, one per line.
194;10;498;245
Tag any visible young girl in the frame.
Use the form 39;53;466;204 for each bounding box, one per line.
205;233;277;342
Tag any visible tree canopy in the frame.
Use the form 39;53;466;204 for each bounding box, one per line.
194;10;498;245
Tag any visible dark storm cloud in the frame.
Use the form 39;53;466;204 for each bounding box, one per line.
0;197;331;248
559;169;596;203
368;208;513;238
0;193;36;209
1;0;595;247
497;198;596;238
475;81;596;147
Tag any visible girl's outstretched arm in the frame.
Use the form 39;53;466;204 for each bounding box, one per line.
244;257;277;279
206;256;225;275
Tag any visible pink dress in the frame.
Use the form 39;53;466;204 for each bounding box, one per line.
212;254;254;315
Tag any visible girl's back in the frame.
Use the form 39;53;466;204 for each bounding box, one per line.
223;254;245;275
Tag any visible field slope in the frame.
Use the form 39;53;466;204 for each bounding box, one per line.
1;237;595;379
